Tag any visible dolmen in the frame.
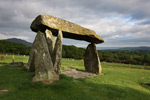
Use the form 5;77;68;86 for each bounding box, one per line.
27;15;104;83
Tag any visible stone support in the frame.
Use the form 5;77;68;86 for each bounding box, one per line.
84;43;102;74
27;29;62;83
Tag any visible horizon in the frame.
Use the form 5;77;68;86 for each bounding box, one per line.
0;0;150;47
2;38;150;50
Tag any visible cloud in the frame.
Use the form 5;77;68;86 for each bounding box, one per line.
136;19;150;25
76;0;150;19
0;0;149;47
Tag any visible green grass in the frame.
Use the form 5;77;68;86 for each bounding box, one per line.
0;55;29;63
0;55;150;100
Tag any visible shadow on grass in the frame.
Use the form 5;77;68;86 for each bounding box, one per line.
140;83;150;90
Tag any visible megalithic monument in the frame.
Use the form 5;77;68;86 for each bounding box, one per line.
27;15;104;83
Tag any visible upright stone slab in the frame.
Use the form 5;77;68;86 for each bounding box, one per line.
84;43;102;74
53;30;63;74
45;29;56;63
45;29;63;74
28;31;59;83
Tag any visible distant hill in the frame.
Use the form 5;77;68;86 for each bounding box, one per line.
5;38;32;47
99;46;150;53
97;47;121;50
119;46;150;52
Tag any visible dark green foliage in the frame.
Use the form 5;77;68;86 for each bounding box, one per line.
98;50;150;66
62;45;150;66
0;39;149;66
119;46;150;53
0;40;31;55
143;54;150;64
62;45;85;59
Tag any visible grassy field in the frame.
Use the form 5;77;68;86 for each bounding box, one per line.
0;55;29;64
0;55;150;100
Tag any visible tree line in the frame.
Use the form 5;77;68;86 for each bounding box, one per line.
62;45;150;66
98;51;150;66
0;40;150;66
0;40;31;55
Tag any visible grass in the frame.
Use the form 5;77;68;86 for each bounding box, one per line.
0;55;29;63
0;55;150;100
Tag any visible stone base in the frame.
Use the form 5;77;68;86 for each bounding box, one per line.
32;70;60;84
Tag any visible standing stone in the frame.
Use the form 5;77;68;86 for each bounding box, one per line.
27;39;36;72
45;29;56;63
84;43;102;74
45;29;63;74
28;31;59;83
53;30;63;74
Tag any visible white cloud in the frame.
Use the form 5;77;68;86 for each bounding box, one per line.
0;0;149;47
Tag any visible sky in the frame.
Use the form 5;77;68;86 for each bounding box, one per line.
0;0;150;47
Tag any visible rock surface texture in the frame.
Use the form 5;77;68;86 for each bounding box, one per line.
30;15;104;44
27;30;62;83
28;14;104;83
84;43;102;74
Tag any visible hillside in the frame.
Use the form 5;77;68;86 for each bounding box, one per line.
5;38;32;47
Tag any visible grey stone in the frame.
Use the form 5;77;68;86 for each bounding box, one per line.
61;67;99;79
30;15;104;44
28;31;59;83
45;29;56;61
27;36;36;72
84;43;102;74
53;30;63;74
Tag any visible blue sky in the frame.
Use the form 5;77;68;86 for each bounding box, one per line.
0;0;150;47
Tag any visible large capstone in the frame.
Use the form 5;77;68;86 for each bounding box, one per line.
84;43;102;74
30;15;104;44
